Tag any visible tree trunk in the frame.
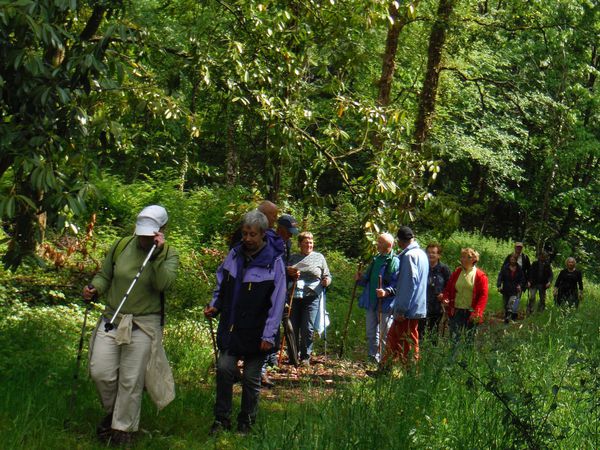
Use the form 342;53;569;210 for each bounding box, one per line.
179;77;201;191
372;2;420;151
267;145;282;203
377;2;420;107
412;0;457;154
225;115;238;185
2;179;41;269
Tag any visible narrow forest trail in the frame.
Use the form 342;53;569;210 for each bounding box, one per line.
253;307;534;403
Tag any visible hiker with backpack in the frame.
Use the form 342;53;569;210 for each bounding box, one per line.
204;210;287;434
82;205;179;445
355;233;399;364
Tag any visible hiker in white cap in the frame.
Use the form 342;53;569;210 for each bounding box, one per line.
82;205;179;445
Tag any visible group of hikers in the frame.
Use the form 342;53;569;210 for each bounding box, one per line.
80;201;585;445
497;243;584;322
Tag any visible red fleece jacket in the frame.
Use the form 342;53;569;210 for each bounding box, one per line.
442;267;489;322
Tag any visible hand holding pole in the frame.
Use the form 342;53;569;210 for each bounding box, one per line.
105;243;156;332
204;303;218;368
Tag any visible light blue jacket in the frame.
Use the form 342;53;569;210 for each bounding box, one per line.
391;241;429;319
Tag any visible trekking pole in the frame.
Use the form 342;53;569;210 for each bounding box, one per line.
322;288;328;359
338;262;363;358
377;275;383;359
104;244;156;332
66;285;94;425
323;324;328;359
205;304;218;369
278;280;297;366
440;295;449;338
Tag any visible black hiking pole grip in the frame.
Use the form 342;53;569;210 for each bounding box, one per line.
278;280;298;366
105;243;156;332
205;304;218;369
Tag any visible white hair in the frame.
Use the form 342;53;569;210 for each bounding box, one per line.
379;233;395;246
243;210;268;232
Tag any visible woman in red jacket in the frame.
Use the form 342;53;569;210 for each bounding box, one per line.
442;248;489;342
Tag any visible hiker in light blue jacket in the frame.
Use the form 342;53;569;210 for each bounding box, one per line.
383;226;428;366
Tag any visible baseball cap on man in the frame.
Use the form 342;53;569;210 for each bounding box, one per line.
135;205;168;236
397;226;414;241
277;214;299;235
515;242;524;247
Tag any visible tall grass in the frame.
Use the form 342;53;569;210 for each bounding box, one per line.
0;228;598;449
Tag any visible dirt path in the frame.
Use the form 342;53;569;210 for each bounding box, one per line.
258;309;530;400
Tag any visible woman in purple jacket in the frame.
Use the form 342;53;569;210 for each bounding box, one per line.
204;210;286;434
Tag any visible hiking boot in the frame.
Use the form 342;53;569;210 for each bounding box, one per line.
366;363;391;378
109;429;134;447
366;369;389;378
209;418;231;436
96;413;113;443
367;355;379;365
237;421;252;435
365;369;380;378
261;374;275;388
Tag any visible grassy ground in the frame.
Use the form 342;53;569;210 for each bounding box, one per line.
0;232;599;449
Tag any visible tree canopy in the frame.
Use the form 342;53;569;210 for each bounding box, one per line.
1;0;598;269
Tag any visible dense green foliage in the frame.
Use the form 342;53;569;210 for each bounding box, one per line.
2;1;599;446
1;0;599;272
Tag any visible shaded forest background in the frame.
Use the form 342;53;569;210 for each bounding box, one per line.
1;0;599;273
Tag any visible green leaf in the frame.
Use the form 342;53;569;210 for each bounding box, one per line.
13;0;34;7
40;87;50;105
56;87;70;104
16;195;37;210
5;196;15;218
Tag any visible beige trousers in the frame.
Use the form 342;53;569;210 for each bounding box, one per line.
89;318;156;432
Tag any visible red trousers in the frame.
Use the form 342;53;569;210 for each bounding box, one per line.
383;318;420;365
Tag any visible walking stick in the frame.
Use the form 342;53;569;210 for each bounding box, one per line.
321;288;328;359
205;304;218;369
440;299;449;338
65;286;94;426
338;262;363;358
105;244;156;332
278;280;297;365
377;275;383;359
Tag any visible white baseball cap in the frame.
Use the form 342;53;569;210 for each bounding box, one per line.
135;205;168;236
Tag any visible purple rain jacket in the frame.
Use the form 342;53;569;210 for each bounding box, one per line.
210;239;286;356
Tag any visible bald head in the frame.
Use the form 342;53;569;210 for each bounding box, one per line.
258;200;278;228
377;233;394;255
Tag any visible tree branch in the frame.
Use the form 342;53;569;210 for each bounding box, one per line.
79;6;106;42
